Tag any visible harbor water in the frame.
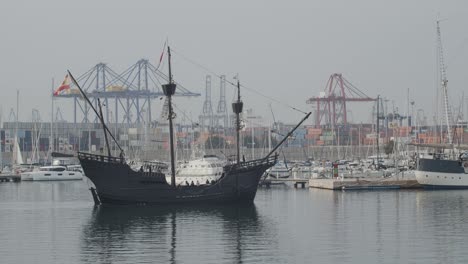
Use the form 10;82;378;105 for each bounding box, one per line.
0;181;467;263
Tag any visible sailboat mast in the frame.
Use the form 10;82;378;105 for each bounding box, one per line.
0;107;2;169
51;78;54;156
162;46;177;187
16;90;19;143
437;21;453;145
376;95;380;168
232;80;243;164
98;98;111;157
15;90;19;166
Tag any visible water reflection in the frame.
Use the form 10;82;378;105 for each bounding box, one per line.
81;204;270;264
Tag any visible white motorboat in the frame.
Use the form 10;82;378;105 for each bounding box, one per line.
21;165;83;181
173;155;226;186
21;157;84;181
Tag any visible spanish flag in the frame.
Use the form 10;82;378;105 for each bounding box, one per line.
155;40;167;71
53;74;71;96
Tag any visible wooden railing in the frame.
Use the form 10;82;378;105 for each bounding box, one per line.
224;154;277;171
78;152;168;172
78;151;277;173
78;152;124;164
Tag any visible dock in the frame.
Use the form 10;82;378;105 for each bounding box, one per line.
0;174;21;182
308;177;421;190
260;178;309;188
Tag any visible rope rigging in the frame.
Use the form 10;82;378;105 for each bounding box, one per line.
170;48;309;115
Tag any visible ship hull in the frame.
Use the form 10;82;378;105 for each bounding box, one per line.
79;152;275;205
415;158;468;188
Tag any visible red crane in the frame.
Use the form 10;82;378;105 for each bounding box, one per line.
306;73;376;128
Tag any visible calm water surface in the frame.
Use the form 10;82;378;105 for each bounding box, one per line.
0;181;467;264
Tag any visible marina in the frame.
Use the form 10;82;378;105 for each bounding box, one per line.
2;1;468;263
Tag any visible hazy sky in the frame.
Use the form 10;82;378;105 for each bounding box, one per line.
1;0;467;126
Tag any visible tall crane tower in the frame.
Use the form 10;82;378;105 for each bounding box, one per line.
54;60;200;126
306;73;376;128
437;20;453;144
216;75;228;129
200;75;214;131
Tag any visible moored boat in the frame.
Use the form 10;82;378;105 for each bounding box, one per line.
414;21;468;189
415;153;468;188
21;154;84;181
21;165;83;181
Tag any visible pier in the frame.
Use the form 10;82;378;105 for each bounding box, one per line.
260;178;309;188
0;174;21;183
308;177;421;190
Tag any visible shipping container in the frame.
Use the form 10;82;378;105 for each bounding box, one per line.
307;128;322;135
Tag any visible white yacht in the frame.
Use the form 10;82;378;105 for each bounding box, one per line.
21;157;84;181
173;155;226;186
415;151;468;188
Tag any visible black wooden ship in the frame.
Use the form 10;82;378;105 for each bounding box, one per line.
72;46;310;205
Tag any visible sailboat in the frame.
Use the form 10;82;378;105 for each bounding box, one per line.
11;135;27;175
12;136;24;166
414;22;468;188
75;46;310;205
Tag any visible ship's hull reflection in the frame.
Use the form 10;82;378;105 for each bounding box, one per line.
81;204;270;264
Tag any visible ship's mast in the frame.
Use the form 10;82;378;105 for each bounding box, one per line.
437;20;453;144
232;80;243;164
162;46;177;187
